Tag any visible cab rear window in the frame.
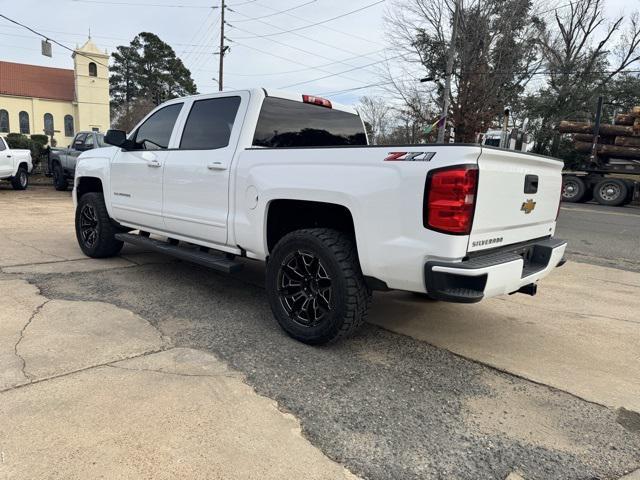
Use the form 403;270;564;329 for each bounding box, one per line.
253;97;367;148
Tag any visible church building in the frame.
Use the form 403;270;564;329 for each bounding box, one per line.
0;39;110;146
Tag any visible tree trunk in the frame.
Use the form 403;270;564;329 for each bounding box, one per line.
614;114;636;125
615;136;640;147
572;133;596;142
573;141;640;159
559;121;634;136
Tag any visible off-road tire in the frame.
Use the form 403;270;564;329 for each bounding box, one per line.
593;178;628;206
75;192;123;258
266;228;371;345
10;166;28;190
52;163;68;191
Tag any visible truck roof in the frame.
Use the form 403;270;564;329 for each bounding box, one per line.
178;88;359;116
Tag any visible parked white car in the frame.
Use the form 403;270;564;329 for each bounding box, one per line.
0;136;32;190
73;89;567;344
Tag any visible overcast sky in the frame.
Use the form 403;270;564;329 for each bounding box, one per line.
0;0;635;107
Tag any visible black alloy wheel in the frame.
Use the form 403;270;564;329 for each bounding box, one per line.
277;249;333;328
79;203;99;249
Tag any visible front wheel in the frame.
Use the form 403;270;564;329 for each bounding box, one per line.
75;192;123;258
266;228;371;345
10;166;28;190
52;163;68;191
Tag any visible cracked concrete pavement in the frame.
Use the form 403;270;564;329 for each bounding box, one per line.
1;186;639;479
0;277;357;479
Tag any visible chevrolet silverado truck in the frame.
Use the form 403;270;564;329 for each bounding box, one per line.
49;131;105;191
0;136;32;190
72;89;567;344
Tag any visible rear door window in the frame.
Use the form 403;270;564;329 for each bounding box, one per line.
180;96;241;150
133;103;183;150
253;97;367;148
73;133;87;150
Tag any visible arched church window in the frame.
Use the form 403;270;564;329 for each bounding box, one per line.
44;113;54;135
0;109;9;133
19;111;30;134
64;115;74;137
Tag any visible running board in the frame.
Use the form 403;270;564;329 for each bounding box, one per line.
115;233;244;274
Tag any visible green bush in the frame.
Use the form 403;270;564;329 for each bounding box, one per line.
4;133;50;167
29;134;50;164
5;133;31;149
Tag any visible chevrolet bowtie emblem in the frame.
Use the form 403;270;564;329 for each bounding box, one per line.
521;199;536;214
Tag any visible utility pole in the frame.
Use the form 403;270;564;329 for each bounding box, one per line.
218;0;226;91
437;0;461;143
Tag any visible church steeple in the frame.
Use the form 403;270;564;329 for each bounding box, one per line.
72;37;110;131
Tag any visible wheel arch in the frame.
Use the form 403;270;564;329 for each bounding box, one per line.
265;199;357;255
76;176;104;199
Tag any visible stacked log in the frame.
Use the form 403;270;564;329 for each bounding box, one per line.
559;106;640;161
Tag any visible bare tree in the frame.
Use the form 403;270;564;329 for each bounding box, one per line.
526;0;640;154
383;0;542;142
112;98;155;132
356;96;393;144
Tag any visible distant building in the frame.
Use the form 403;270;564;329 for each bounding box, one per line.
0;39;109;146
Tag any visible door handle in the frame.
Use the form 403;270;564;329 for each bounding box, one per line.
207;161;227;170
6;155;11;158
147;159;161;168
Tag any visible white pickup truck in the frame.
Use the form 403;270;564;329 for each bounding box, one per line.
0;136;32;190
73;89;566;344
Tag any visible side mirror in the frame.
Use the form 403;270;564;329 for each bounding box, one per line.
104;129;130;149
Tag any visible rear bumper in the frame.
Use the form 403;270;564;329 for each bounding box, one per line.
424;237;567;303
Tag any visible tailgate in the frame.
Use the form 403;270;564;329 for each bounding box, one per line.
469;148;562;252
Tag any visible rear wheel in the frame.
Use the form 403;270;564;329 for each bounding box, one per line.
561;176;587;203
593;178;628;206
10;166;28;190
75;192;123;258
266;228;370;345
52;163;68;191
622;180;635;206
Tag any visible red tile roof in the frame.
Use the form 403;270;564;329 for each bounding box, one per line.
0;61;75;102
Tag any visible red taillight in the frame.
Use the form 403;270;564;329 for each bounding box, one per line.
556;180;563;220
302;94;332;108
425;166;478;235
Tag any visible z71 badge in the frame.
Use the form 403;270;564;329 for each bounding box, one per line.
385;152;436;162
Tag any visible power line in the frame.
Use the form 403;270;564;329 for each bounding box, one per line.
0;23;217;47
228;24;379;82
222;48;388;76
280;54;405;88
71;0;215;8
318;81;396;97
238;0;386;47
228;34;365;84
0;13;109;67
233;0;317;22
537;1;574;15
227;0;259;6
232;0;386;39
228;7;385;72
